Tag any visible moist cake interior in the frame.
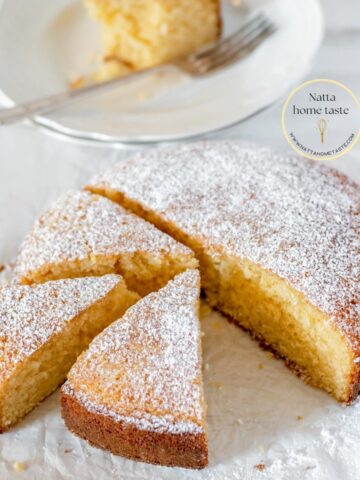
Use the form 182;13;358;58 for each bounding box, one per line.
61;270;208;469
94;193;353;402
20;250;196;298
0;275;138;431
85;0;221;81
205;254;353;401
14;190;197;297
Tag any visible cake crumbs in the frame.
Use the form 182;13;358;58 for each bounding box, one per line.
255;463;265;471
258;362;264;369
210;381;223;390
297;415;304;421
136;91;147;102
64;448;72;454
69;75;85;90
13;462;26;472
266;351;274;359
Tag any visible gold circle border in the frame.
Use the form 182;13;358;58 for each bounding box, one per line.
281;78;360;161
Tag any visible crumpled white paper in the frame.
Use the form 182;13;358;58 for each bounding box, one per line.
0;136;360;480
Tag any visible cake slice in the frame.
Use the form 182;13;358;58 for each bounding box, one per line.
87;142;360;403
0;275;138;431
61;269;208;469
13;190;196;296
84;0;221;81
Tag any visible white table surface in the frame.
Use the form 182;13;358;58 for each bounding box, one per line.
0;1;359;479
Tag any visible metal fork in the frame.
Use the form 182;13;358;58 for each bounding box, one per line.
0;13;275;126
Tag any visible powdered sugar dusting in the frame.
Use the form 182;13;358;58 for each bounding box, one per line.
89;142;360;350
65;269;205;434
0;274;121;382
14;190;192;281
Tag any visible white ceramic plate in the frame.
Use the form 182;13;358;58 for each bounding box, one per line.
0;0;323;144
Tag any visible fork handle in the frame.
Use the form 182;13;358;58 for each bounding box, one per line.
0;65;159;126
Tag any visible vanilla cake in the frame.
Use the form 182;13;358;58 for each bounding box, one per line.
61;269;207;469
84;0;221;80
0;275;138;431
87;142;360;403
14;190;197;296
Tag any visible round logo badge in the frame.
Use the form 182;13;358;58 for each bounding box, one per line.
282;79;359;160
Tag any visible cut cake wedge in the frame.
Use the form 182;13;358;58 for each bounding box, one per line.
0;274;138;431
61;269;208;469
14;190;197;296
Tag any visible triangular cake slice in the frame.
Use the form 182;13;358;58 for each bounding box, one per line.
61;269;208;469
13;190;197;296
0;275;139;431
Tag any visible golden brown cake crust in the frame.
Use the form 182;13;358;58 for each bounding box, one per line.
347;356;360;403
61;389;208;469
214;0;222;37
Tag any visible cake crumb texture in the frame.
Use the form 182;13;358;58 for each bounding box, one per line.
0;274;138;430
84;0;221;79
62;269;208;468
14;189;196;296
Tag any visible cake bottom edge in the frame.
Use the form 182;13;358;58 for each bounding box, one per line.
60;390;208;469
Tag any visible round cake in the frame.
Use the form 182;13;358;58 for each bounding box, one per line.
87;141;360;403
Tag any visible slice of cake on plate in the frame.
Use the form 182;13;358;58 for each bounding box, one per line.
87;141;360;403
13;190;197;296
84;0;221;81
0;275;138;431
61;269;208;469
